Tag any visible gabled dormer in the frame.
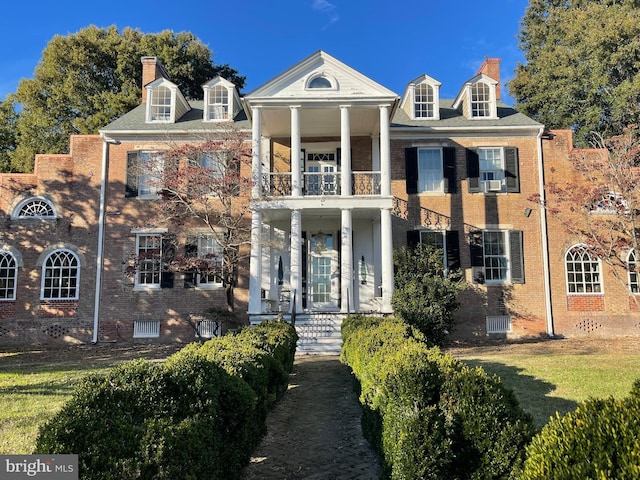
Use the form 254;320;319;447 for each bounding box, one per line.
400;74;441;120
144;77;191;124
453;73;499;120
202;77;242;122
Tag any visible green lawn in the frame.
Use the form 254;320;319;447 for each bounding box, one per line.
451;341;640;428
0;345;179;454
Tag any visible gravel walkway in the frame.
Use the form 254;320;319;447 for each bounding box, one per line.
240;355;381;480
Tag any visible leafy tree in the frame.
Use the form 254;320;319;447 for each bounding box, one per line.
508;0;640;146
0;95;18;172
392;243;465;346
535;125;640;297
132;125;253;312
4;25;245;173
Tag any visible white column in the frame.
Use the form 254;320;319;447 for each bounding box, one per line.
380;207;394;312
340;105;352;196
248;208;263;315
290;209;303;312
251;107;262;198
341;208;353;313
290;106;302;197
379;105;391;196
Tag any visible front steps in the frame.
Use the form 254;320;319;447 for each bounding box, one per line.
250;313;344;355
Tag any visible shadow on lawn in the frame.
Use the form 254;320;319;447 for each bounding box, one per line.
462;359;578;429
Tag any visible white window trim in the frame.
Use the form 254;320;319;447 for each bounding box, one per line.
134;234;163;289
0;250;18;301
565;244;604;295
138;151;165;199
12;196;57;220
419;230;447;271
204;85;231;122
466;81;498;120
412;82;441;120
417;147;444;193
478;147;506;193
305;72;339;91
627;249;638;294
40;249;80;300
483;230;511;285
195;235;224;289
146;85;175;123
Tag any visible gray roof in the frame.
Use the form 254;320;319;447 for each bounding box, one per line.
100;101;250;134
391;99;542;130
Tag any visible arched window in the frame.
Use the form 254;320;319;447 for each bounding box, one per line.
0;251;17;300
208;85;229;120
414;83;435;118
13;197;56;219
150;85;172;121
308;76;332;88
42;249;79;300
565;244;602;293
627;249;638;293
471;82;491;117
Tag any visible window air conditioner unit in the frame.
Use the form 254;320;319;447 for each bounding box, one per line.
485;180;503;192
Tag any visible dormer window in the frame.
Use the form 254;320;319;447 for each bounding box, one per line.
453;74;498;120
415;84;435;118
208;86;229;120
145;78;190;124
150;86;172;121
401;75;441;120
203;78;239;122
471;82;491;117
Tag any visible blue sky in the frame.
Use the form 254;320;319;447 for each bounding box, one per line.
0;0;529;105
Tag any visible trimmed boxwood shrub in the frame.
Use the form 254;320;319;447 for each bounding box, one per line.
35;320;298;480
518;385;640;479
341;314;536;480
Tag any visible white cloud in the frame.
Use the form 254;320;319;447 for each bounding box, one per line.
312;0;339;25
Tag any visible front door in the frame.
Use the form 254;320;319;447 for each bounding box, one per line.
308;232;339;310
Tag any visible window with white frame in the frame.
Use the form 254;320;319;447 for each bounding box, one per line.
0;251;17;300
420;230;446;269
199;151;225;178
417;148;444;192
184;234;223;288
470;230;524;284
591;191;628;214
149;85;172;121
479;148;504;191
136;234;162;287
129;151;164;198
471;82;491;117
414;83;435;119
13;197;56;219
207;85;229;120
42;249;79;299
565;244;602;293
627;249;638;293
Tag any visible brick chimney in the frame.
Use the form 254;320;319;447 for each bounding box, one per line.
477;58;501;101
141;56;171;103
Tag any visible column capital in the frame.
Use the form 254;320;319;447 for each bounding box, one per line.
339;104;352;109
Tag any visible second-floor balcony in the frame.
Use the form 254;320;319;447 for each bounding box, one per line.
263;171;382;197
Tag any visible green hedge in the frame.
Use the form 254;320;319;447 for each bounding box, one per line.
517;380;640;479
35;320;298;480
341;315;535;479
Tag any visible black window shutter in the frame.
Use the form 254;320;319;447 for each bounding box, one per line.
126;151;139;197
509;230;525;283
184;236;198;288
443;147;457;193
504;147;520;193
336;147;341;169
469;230;484;267
466;148;480;193
405;147;418;194
445;230;460;271
160;236;175;288
407;230;420;248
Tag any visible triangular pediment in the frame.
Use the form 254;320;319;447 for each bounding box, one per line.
245;50;398;103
